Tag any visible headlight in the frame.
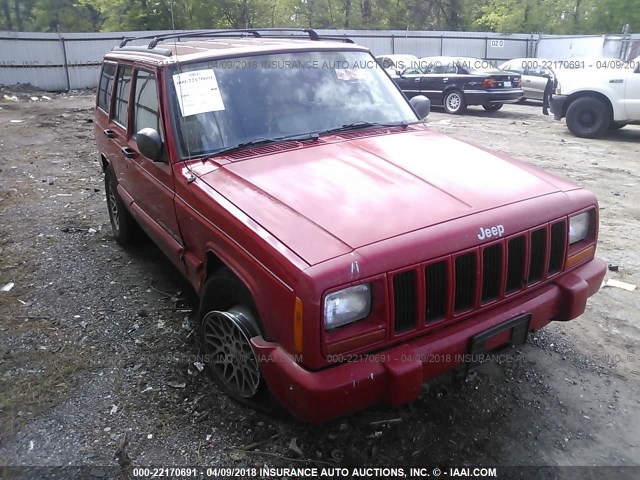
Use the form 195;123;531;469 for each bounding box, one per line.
569;212;590;244
324;284;371;330
554;81;561;95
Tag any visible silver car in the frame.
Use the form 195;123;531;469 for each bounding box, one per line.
499;58;553;101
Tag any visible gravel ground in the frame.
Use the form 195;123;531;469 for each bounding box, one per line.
0;90;639;479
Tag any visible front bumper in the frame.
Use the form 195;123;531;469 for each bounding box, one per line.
252;257;606;423
551;94;569;120
464;88;523;105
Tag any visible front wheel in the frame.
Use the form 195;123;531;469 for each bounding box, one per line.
565;96;611;138
482;103;503;112
443;90;467;114
198;269;277;412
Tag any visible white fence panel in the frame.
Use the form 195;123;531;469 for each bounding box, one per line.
394;37;443;57
4;29;634;91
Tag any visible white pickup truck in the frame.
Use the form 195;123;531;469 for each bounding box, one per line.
550;59;640;138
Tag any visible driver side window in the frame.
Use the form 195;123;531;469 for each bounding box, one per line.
133;70;161;135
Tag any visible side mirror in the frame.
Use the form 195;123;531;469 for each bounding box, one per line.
134;128;163;161
410;95;430;119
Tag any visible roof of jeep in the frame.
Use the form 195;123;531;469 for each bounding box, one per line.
104;38;369;66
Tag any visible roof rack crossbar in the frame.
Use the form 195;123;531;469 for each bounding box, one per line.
313;35;355;44
114;45;173;56
147;29;262;48
119;28;334;50
117;31;205;48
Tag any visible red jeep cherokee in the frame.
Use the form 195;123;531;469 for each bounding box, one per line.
94;29;606;423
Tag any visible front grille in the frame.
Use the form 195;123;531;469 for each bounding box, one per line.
506;235;526;292
392;270;418;333
425;261;447;323
454;252;477;313
391;219;567;335
481;244;503;303
528;228;547;284
548;221;566;274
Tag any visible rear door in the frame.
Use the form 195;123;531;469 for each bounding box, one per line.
95;61;118;167
503;62;532;97
525;66;551;100
107;64;135;194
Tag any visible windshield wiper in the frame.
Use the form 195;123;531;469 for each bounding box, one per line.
211;132;319;157
318;120;416;136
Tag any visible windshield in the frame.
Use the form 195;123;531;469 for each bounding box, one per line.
168;50;419;158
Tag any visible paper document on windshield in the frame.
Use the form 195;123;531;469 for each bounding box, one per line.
173;69;225;117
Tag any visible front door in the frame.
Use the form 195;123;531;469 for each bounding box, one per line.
421;62;458;106
126;68;184;260
395;67;425;99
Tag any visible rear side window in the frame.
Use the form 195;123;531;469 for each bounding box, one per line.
528;66;549;77
113;66;133;127
504;63;525;74
133;70;160;135
97;62;116;112
429;62;457;74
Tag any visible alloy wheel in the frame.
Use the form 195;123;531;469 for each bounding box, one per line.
201;308;261;398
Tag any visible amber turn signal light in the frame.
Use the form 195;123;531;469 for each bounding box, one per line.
565;245;595;269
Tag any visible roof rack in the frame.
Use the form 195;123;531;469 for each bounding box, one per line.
117;28;353;51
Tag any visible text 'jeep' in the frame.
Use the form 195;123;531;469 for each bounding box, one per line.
94;29;606;423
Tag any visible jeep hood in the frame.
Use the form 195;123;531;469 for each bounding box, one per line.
198;128;577;265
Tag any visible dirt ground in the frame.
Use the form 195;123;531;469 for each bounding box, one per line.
0;90;639;479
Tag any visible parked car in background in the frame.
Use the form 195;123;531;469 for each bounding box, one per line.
94;30;605;423
551;57;640;137
375;54;419;75
394;56;523;113
499;58;554;101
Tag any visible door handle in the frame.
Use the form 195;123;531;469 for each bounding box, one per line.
103;129;115;138
414;78;420;82
121;147;136;159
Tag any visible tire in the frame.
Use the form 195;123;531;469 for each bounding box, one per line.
198;268;278;412
104;166;143;246
443;90;467;114
609;122;627;130
482;103;503;112
565;96;611;138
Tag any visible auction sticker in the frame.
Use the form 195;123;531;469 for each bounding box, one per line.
173;69;225;116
